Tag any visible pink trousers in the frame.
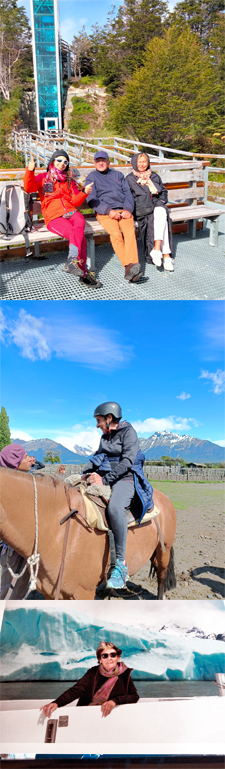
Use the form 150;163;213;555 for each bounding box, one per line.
47;212;87;273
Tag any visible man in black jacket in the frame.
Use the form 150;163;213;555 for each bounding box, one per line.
85;151;142;282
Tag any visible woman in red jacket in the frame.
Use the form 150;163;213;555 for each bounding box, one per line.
41;641;139;719
23;149;101;288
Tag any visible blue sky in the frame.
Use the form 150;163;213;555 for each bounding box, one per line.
0;301;224;452
19;0;176;44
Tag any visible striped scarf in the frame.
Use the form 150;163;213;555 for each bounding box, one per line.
89;662;127;706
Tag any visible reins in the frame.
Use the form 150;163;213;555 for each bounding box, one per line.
54;484;93;600
6;475;40;599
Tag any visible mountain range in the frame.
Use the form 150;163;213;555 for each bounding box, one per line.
11;431;225;463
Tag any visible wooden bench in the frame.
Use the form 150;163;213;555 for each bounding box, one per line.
0;161;224;271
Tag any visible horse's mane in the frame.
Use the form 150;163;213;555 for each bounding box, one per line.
0;466;64;490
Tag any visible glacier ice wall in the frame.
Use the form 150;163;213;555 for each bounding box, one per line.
0;607;224;682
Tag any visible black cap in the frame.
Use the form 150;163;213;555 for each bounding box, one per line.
94;402;122;420
47;149;69;170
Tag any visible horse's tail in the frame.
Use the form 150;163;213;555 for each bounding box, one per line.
164;546;176;591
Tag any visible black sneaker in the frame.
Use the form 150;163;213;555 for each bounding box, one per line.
124;263;142;282
63;259;84;277
80;271;103;288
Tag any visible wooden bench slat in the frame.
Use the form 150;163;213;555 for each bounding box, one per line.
168;187;204;202
0;162;223;262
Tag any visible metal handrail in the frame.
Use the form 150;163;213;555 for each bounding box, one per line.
10;129;225;170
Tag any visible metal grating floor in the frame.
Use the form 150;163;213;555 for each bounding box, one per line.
1;210;225;301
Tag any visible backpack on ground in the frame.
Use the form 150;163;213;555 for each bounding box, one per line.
0;184;33;258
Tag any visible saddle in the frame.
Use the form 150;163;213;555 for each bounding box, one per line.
55;477;164;599
66;476;160;531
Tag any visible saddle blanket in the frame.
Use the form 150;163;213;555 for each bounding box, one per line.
66;475;160;532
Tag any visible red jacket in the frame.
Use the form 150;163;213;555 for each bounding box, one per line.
23;168;88;227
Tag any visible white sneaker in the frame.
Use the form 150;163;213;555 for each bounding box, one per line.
150;249;162;267
163;256;174;272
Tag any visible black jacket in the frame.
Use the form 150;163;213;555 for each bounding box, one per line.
83;421;139;486
126;170;172;258
54;665;139;708
126;170;168;220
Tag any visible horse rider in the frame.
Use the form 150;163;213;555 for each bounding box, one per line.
82;402;154;589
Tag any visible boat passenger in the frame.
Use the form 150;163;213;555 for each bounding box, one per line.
41;641;139;718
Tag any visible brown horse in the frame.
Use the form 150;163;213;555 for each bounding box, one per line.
0;468;176;599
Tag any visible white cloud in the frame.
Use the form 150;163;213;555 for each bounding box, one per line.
11;430;35;441
176;392;191;400
131;416;195;434
60;18;77;42
10;310;51;361
0;308;6;341
55;426;99;452
3;308;132;371
200;369;225;395
213;440;225;448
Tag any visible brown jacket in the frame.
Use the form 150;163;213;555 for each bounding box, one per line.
54;665;139;708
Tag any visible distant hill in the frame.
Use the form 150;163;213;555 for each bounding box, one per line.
11;438;92;464
138;431;225;463
11;431;225;464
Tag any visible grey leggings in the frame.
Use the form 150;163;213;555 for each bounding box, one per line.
107;478;135;561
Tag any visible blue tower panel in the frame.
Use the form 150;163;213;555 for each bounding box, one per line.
31;0;62;130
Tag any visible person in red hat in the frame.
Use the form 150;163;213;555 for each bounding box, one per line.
85;151;143;283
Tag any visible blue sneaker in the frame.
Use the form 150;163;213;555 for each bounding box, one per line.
107;559;129;589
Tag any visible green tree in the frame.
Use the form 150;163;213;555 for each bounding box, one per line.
90;0;168;94
71;26;94;80
43;451;61;464
0;0;32;100
168;0;224;46
0;0;33;165
110;26;222;151
0;407;11;451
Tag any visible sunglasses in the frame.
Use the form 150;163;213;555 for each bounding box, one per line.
55;158;68;164
101;652;117;659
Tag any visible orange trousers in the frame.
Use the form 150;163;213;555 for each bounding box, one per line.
96;214;139;268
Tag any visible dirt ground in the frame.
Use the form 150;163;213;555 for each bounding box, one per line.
97;481;225;601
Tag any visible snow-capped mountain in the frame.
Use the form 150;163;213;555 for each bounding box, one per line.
73;444;93;457
11;438;92;464
138;431;225;462
11;431;225;463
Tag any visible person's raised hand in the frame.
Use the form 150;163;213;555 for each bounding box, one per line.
88;472;103;485
40;702;58;718
101;700;116;717
121;210;132;218
84;182;94;195
28;154;35;171
109;210;121;220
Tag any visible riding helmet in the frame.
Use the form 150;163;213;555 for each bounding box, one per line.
94;402;122;420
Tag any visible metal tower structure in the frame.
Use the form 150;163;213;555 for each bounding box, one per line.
30;0;63;131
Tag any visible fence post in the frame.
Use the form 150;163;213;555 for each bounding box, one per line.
36;137;40;168
19;132;22;156
159;148;164;158
114;138;118;164
134;143;138;153
98;138;102;147
24;133;28;166
203;165;209;231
